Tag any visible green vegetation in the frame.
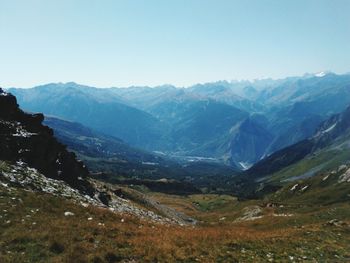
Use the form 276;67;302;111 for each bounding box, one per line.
188;194;237;212
267;148;350;184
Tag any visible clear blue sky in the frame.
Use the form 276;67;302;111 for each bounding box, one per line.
1;0;349;88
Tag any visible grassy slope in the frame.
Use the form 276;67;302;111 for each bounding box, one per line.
265;137;350;185
1;182;350;262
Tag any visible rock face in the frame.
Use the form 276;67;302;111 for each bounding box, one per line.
0;88;93;194
228;117;274;167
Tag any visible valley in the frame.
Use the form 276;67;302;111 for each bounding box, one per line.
2;1;350;262
9;72;350;168
1;73;350;262
1;165;350;262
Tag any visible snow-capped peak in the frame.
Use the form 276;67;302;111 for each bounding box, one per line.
314;71;330;77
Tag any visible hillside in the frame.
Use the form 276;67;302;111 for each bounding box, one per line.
236;104;350;199
43;116;166;169
2;161;350;262
0;87;204;225
0;88;92;194
248;105;350;178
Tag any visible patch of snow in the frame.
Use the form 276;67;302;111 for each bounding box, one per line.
315;71;327;77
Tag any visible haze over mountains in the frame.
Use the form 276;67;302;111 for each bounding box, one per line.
2;0;350;260
2;73;350;261
231;102;350;198
249;104;350;178
9;72;350;170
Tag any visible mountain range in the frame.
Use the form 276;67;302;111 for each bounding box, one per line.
9;72;350;169
2;75;350;262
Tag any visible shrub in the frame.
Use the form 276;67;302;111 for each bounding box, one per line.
49;240;65;254
104;252;123;263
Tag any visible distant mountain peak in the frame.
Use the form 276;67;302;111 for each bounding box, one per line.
314;71;332;77
301;71;333;79
64;81;79;86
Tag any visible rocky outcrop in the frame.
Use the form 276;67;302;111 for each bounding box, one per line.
0;88;93;195
0;160;183;224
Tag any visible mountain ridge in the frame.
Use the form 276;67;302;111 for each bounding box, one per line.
8;72;350;169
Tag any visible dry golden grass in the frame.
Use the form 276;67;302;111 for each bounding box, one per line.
1;187;350;262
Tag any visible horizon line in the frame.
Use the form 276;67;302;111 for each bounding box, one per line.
3;70;349;90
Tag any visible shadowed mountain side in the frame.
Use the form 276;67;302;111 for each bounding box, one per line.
247;105;350;179
0;88;93;194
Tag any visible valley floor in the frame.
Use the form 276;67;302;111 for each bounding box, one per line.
1;184;350;263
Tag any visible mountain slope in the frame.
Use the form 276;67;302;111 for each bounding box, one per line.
42;116;184;181
0;88;93;194
247;104;350;182
43;116;163;164
147;98;272;166
9;83;166;150
43;116;238;192
154;99;249;150
227;117;274;167
257;73;350;108
255;73;350;154
186;82;265;112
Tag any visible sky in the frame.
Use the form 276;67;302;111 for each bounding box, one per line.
1;0;350;88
